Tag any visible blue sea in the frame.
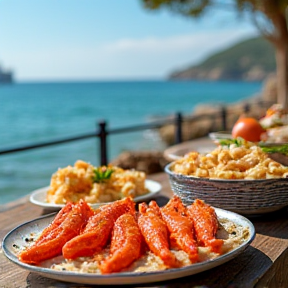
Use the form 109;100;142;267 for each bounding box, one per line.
0;80;262;204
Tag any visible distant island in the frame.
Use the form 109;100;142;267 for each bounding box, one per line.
0;65;13;83
168;37;276;81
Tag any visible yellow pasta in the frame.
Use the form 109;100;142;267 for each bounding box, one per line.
172;142;288;180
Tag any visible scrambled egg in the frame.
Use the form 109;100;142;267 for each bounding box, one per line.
46;160;148;204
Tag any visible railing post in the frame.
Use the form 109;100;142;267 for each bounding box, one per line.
221;107;227;131
244;103;250;113
98;120;108;166
175;112;183;144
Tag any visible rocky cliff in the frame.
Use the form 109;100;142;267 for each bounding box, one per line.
169;37;275;81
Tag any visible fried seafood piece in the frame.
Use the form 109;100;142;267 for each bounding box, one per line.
158;196;199;263
187;199;223;253
19;200;93;264
62;197;135;259
138;202;181;268
100;213;142;274
34;201;74;245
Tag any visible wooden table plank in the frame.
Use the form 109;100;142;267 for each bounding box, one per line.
255;248;288;288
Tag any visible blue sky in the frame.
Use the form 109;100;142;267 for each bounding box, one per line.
0;0;258;81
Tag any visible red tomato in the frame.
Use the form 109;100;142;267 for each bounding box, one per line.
232;117;266;142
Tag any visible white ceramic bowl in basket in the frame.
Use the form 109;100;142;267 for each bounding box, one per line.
165;162;288;215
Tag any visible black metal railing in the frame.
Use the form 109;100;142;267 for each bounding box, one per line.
0;115;182;165
0;100;272;165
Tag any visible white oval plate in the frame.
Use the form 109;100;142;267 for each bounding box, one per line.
29;180;162;210
2;208;255;285
208;131;233;141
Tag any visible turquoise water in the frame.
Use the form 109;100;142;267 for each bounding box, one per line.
0;80;262;204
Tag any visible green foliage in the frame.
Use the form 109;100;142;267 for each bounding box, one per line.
142;0;215;17
142;0;288;17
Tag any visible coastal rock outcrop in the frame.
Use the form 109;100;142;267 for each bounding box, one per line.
111;151;169;175
112;76;277;174
169;37;275;82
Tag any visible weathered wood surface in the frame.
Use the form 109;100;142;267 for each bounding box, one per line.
0;172;288;288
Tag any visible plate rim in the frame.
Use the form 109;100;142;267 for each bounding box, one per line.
208;131;233;139
2;207;255;285
29;179;162;209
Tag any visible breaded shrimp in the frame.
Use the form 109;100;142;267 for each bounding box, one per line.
187;199;223;253
100;213;142;274
138;202;180;268
159;196;199;263
19;200;93;264
62;197;135;259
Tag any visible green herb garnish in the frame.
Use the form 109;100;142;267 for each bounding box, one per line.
260;144;288;155
93;166;114;183
216;136;288;156
218;138;244;147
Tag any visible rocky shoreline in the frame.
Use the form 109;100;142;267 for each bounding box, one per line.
112;76;277;174
168;37;275;82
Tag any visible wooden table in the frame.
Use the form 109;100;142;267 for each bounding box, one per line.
1;172;288;288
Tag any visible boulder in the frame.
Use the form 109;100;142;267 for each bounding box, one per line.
111;150;169;175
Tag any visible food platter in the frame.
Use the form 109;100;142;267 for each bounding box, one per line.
2;207;255;285
165;162;288;215
29;180;162;210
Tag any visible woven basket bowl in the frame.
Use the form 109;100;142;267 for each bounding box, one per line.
165;162;288;215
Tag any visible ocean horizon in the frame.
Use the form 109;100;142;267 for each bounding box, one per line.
0;80;263;204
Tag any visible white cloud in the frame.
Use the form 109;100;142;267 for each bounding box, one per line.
105;32;229;53
102;29;257;59
4;29;258;81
